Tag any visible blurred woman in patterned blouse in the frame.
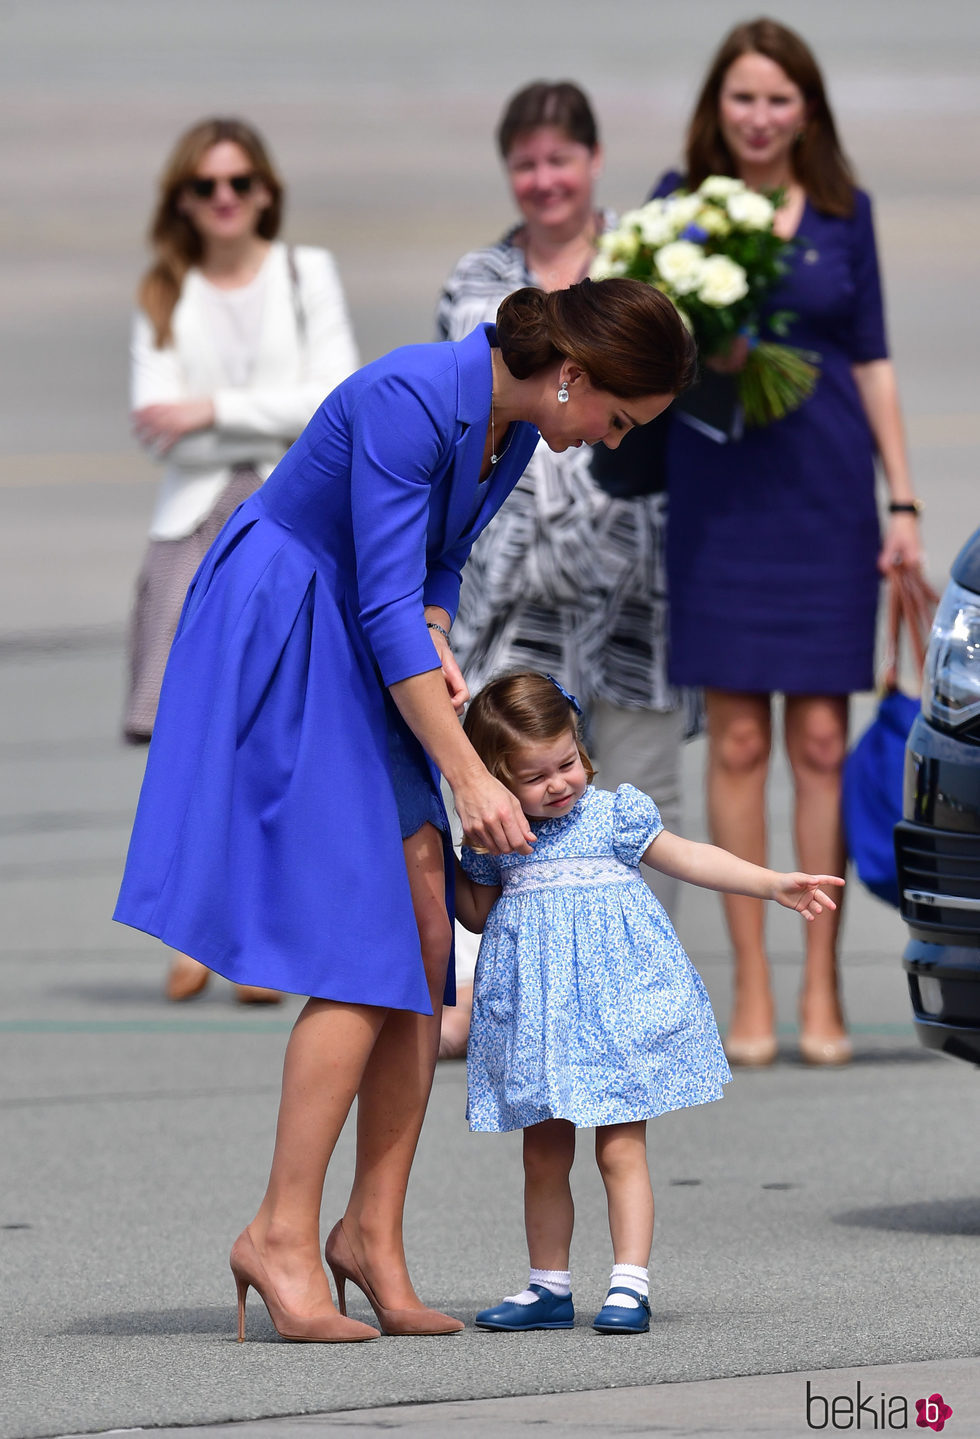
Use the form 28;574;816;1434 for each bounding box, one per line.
437;81;687;1053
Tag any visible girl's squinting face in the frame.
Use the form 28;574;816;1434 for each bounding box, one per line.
506;125;600;236
718;52;807;175
508;732;589;820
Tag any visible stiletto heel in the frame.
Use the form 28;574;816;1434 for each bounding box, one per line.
235;1272;249;1343
324;1219;463;1336
229;1227;379;1343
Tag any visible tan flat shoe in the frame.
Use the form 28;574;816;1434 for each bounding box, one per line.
235;985;283;1005
799;1032;852;1066
165;954;210;1002
723;1034;777;1067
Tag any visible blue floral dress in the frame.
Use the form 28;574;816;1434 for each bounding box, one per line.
461;785;732;1131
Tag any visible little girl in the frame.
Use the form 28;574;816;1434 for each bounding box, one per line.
455;672;843;1335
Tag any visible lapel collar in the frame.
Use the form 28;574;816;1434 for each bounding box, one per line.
443;325;494;545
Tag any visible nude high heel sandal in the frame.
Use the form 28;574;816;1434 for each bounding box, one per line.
230;1228;379;1343
324;1219;463;1336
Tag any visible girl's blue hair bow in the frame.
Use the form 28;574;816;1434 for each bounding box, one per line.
545;674;583;716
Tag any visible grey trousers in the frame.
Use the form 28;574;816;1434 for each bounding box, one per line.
592;700;686;921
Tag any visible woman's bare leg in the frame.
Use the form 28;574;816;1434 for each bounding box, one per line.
705;689;775;1045
784;695;849;1043
342;822;453;1308
248;998;388;1318
524;1120;577;1271
595;1121;654;1265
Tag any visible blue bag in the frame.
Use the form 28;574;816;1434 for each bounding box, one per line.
842;688;920;907
842;566;938;907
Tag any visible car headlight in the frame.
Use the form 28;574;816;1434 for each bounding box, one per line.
922;578;980;731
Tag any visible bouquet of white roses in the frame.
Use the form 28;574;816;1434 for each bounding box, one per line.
592;175;818;429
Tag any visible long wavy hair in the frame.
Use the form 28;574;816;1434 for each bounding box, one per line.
138;117;284;346
685;18;856;217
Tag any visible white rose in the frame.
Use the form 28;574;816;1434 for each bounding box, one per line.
636;203;677;247
654;239;706;295
590;252;628;281
698;175;746;200
696;204;732;238
726;190;774;230
664;193;702;228
696;254;749;307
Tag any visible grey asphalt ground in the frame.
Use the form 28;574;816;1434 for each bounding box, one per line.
2;3;980;1437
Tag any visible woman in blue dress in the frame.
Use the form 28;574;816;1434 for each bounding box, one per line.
657;19;924;1067
114;278;695;1342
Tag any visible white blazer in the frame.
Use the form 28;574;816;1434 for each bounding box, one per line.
131;242;358;539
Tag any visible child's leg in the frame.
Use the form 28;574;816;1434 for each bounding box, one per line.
594;1121;654;1329
594;1120;653;1265
474;1119;576;1329
524;1118;576;1270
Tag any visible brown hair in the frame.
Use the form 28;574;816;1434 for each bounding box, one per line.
685;17;856;217
496;278;696;398
464;672;594;790
138;116;284;346
496;80;599;158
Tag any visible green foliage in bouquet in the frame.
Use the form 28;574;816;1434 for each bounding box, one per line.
592;175;819;427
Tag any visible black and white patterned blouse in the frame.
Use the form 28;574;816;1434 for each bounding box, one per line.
436;223;679;714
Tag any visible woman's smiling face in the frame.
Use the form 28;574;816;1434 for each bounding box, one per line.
538;369;674;454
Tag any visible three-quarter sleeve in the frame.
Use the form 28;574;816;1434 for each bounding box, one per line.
460;846;502;886
610;783;664;866
347;372;453;686
844;191;889;363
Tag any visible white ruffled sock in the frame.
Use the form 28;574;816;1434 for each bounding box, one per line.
504;1267;572;1305
603;1263;649;1309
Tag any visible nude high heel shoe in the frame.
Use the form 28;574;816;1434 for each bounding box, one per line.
723;1034;777;1067
165;954;210;1002
230;1228;379;1343
324;1219;463;1336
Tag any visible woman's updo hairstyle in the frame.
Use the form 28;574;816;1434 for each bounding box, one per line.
496;279;697;399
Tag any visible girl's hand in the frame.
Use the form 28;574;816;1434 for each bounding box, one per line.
132;398;215;454
877;513;924;575
771;873;845;921
453;769;535;856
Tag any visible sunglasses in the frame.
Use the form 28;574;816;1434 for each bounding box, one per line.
186;173;256;200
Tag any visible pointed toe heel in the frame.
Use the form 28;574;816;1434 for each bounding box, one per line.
229;1228;378;1343
723;1034;777;1067
799;1032;852;1066
324;1220;463;1335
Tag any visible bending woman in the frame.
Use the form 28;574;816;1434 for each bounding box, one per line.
115;278;696;1341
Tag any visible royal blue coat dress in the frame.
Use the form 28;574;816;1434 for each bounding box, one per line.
659;172;888;694
114;325;538;1013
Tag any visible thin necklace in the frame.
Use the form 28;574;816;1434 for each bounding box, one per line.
490;392;512;466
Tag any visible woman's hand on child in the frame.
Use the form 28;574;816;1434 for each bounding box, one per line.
771;873;845;921
454;771;536;856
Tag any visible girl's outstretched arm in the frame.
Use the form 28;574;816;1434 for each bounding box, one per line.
643;831;844;922
453;857;501;933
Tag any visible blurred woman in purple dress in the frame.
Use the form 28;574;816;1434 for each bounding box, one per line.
658;19;924;1065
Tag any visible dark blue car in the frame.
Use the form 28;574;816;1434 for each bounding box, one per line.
895;526;980;1063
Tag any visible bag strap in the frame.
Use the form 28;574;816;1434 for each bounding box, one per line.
882;566;940;692
286;245;308;350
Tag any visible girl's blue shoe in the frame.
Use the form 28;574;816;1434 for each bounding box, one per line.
592;1287;651;1334
475;1284;574;1330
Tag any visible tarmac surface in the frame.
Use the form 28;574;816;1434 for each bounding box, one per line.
2;2;980;1436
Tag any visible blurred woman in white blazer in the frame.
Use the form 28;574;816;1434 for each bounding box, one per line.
124;115;358;1001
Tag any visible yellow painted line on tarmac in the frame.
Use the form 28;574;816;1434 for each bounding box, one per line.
0;453;156;488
